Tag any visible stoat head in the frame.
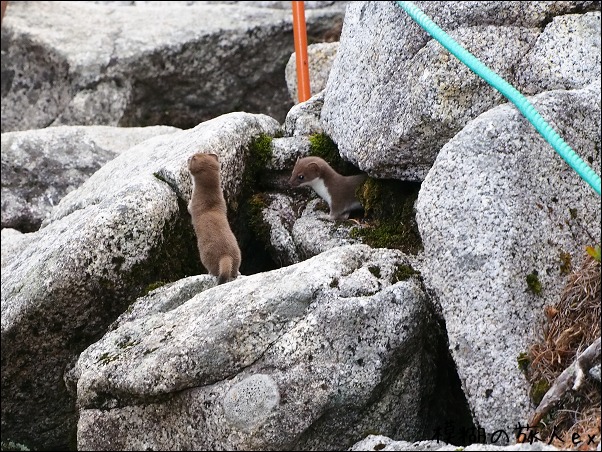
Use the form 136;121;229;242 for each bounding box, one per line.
188;152;220;176
289;156;323;188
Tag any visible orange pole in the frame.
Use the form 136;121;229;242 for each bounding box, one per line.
1;2;8;26
292;1;311;103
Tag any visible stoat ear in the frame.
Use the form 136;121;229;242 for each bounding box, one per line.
307;162;320;174
206;153;219;161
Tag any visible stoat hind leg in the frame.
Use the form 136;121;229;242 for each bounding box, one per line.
329;210;350;221
217;255;234;285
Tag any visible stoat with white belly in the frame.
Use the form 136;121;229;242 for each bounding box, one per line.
289;156;367;220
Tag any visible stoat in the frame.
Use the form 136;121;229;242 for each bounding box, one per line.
289;156;367;220
187;153;241;284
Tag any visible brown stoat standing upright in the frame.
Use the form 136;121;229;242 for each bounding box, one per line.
289;156;367;220
187;152;241;284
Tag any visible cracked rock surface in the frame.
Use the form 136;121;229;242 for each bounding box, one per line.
69;245;456;451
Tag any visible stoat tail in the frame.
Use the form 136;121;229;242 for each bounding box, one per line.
217;255;234;285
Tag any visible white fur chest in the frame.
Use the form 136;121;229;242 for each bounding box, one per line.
188;177;195;213
307;178;332;207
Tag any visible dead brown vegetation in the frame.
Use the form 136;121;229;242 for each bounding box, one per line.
526;252;601;450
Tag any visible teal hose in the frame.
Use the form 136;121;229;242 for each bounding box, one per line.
396;1;601;196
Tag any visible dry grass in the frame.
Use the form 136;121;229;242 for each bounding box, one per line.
526;253;601;450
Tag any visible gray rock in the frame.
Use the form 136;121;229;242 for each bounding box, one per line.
285;42;339;103
415;83;601;435
222;373;280;431
44;112;280;225
350;436;447;451
252;189;368;269
95;1;345;8
51;81;132;128
321;1;601;179
0;228;36;269
283;90;326;137
350;434;562;451
69;244;460;450
110;275;216;330
1;1;344;132
254;189;369;269
291;198;363;259
0;112;280;451
217;1;344;8
268;136;311;171
264;136;311;190
1;125;179;231
589;363;601;383
516;12;601;94
259;193;300;266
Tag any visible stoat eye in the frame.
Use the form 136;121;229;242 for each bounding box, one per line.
298;175;304;180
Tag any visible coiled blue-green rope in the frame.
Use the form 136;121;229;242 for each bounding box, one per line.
396;1;601;196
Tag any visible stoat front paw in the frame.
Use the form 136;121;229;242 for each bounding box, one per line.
329;212;350;221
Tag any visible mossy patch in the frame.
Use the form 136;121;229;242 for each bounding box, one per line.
559;251;572;274
530;379;550;405
116;338;140;350
393;263;420;282
526;270;542;295
244;133;274;190
152;172;168;184
0;441;31;451
368;266;381;278
144;280;168;295
308;132;361;176
308;132;424;255
351;178;423;254
248;193;271;245
517;352;530;375
229;133;279;274
586;244;601;262
96;352;119;365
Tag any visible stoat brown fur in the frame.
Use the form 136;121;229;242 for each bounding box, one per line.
289;156;367;220
188;153;241;284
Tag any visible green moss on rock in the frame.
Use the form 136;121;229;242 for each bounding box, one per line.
368;266;381;278
247;134;273;177
248;193;271;245
116;338;140;349
351;178;423;254
1;441;31;451
308;132;360;176
530;379;550;405
96;352;119;365
144;280;168;295
152;172;168;183
559;251;572;274
308;132;338;162
526;270;542;295
393;264;420;282
517;352;530;375
230;133;279;275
